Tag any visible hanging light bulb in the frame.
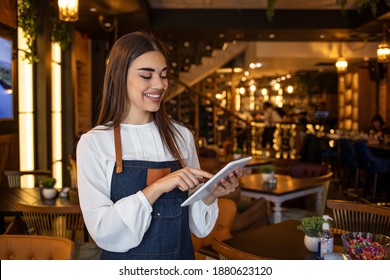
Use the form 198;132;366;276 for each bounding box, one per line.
377;25;390;63
58;0;79;22
335;41;348;73
335;56;348;73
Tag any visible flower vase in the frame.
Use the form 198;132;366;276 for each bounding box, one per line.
304;235;320;252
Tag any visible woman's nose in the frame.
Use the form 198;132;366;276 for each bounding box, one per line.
151;77;165;89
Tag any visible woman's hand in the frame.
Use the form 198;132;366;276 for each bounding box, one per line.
202;168;243;205
142;167;213;205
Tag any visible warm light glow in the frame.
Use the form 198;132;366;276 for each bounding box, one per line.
249;92;255;110
377;40;390;63
261;88;268;95
52;43;62;188
335;56;348;73
249;85;256;92
273;83;281;91
239;87;245;94
235;92;241;111
58;0;79;22
18;28;35;188
286;85;294;94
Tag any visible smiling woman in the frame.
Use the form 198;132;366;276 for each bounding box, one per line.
76;31;243;260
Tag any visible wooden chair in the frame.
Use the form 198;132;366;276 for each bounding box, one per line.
211;238;272;260
4;170;52;188
191;198;237;260
0;235;74;260
326;199;390;235
17;202;86;259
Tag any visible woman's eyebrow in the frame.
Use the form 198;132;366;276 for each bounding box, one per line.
137;66;168;72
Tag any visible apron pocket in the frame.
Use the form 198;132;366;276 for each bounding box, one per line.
130;199;182;256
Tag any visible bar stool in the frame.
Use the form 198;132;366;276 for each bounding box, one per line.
354;140;390;202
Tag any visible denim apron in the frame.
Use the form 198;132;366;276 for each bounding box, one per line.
101;126;194;260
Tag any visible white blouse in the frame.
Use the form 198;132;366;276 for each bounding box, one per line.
76;121;218;252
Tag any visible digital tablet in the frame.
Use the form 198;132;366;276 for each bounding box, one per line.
181;156;252;207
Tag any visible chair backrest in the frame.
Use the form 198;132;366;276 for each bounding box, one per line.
327;199;390;235
288;163;332;215
191;198;237;259
4;170;52;188
17;202;85;258
211;238;272;260
0;234;74;260
353;140;389;173
338;138;358;167
288;162;330;178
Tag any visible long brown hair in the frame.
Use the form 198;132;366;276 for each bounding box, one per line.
97;31;184;165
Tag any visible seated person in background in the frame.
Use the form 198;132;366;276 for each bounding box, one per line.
368;114;387;142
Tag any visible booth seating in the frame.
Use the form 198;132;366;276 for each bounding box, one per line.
0;235;74;260
354;140;390;202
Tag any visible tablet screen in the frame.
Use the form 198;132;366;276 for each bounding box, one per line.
181;156;252;207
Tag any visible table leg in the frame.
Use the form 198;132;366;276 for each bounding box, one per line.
273;202;282;223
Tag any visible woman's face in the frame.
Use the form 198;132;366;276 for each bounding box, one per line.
124;51;168;124
373;120;381;130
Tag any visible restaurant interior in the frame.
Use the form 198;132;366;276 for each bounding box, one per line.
1;0;390;260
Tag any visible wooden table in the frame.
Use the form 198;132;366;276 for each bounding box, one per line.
240;172;332;223
0;187;79;233
198;220;344;260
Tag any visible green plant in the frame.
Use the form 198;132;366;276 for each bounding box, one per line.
18;0;71;64
259;164;275;174
233;148;243;154
297;216;326;237
18;0;40;63
39;177;57;188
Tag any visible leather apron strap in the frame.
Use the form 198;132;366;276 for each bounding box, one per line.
114;125;123;173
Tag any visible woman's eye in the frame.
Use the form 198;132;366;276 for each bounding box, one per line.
160;75;167;79
140;75;152;80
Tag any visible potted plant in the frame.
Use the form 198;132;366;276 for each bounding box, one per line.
259;164;275;181
39;177;57;199
233;148;243;159
297;216;327;252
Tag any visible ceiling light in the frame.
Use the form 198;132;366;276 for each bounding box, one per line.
335;41;348;73
335;56;348;73
377;25;390;63
58;0;79;22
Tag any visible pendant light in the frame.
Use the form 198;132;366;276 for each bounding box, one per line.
335;42;348;73
377;24;390;63
58;0;79;22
